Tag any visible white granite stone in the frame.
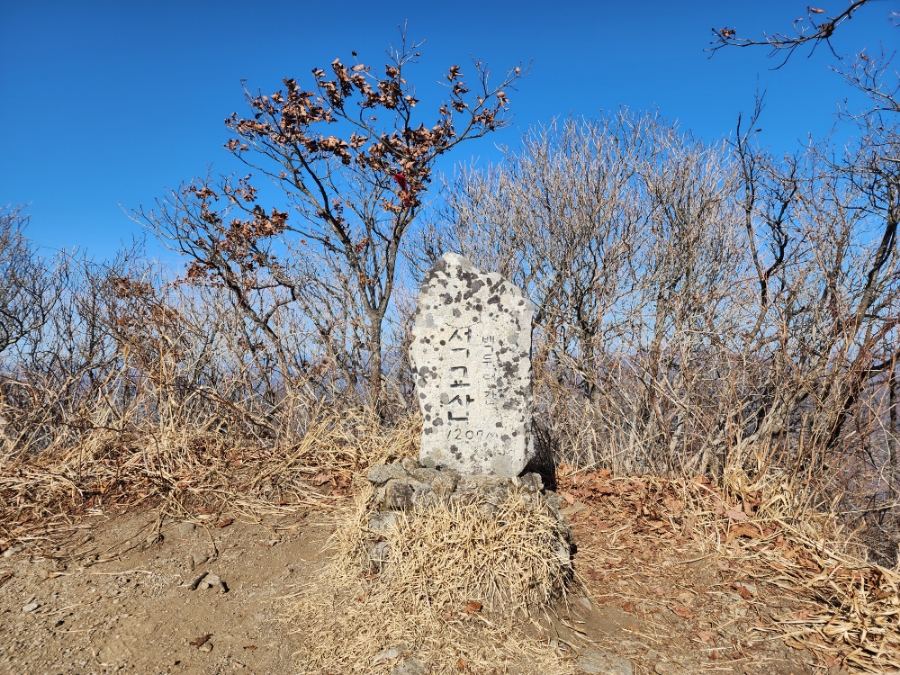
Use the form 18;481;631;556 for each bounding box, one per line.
410;253;536;476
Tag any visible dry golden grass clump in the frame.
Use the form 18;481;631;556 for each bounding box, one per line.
0;407;419;545
289;484;576;675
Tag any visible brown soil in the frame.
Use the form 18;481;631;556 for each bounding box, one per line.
0;509;333;675
0;485;819;675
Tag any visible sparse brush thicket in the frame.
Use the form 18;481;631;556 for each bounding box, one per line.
1;24;899;563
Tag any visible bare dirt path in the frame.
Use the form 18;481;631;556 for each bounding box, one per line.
0;509;333;675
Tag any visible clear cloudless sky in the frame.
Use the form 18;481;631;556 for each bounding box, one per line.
1;0;897;263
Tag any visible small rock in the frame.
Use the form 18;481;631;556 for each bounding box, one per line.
431;473;458;497
391;657;426;675
512;472;544;492
654;662;680;675
197;573;227;592
370;541;390;564
383;480;415;510
367;463;410;485
410;467;440;482
177;522;196;537
192;553;209;567
3;545;23;558
400;457;420;474
545;491;565;510
268;539;279;547
198;642;213;653
369;512;398;534
21;602;39;613
145;533;162;546
372;644;407;664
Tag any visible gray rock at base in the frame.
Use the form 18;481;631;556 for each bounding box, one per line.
578;650;633;675
368;511;399;534
368;463;411;485
410;253;537;477
372;644;408;664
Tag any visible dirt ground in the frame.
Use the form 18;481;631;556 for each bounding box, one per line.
0;483;820;675
0;509;333;675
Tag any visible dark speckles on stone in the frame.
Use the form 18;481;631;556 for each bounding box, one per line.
409;252;537;477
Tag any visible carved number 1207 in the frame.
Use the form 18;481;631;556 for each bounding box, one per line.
446;429;494;441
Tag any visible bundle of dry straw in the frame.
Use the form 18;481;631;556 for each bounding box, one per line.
289;484;577;675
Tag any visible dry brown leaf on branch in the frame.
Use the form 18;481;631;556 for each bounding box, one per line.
464;600;482;613
215;518;233;529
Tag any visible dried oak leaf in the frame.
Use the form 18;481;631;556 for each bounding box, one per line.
244;645;257;651
311;471;333;486
215;519;234;529
729;523;761;539
189;634;211;648
456;656;468;670
724;508;747;522
734;584;753;600
671;604;693;619
696;630;716;643
464;601;483;613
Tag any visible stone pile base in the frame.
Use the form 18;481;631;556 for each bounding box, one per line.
364;458;574;567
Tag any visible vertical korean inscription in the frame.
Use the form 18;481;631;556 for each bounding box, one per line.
440;325;498;453
411;252;536;476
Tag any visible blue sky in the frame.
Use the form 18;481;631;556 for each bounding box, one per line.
1;1;896;263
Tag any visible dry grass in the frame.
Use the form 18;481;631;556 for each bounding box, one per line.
288;485;577;675
0;406;420;548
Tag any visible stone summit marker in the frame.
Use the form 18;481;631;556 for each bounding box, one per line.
410;253;537;476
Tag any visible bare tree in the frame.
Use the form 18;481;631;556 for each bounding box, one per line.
709;1;890;67
139;30;526;404
0;206;56;357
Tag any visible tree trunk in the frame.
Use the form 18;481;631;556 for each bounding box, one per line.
368;317;383;405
